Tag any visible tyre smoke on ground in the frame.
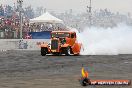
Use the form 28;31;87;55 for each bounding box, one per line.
71;24;132;55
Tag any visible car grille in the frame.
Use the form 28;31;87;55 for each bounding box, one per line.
51;40;58;50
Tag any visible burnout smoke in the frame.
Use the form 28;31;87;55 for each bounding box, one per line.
71;24;132;55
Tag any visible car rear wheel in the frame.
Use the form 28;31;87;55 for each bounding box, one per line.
41;48;47;56
74;53;80;56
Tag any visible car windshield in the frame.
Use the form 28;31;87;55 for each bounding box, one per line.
51;32;70;38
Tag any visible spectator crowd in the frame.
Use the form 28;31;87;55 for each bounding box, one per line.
0;4;132;39
55;9;132;31
0;4;30;39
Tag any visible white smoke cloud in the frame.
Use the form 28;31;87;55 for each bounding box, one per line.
71;24;132;55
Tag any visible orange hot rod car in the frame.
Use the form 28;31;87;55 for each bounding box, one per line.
40;31;82;56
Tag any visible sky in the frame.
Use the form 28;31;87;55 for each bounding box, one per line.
0;0;132;14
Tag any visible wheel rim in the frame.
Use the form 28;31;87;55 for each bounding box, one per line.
68;47;70;55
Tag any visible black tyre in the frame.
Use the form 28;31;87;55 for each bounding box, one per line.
80;78;91;86
41;48;47;56
65;47;71;56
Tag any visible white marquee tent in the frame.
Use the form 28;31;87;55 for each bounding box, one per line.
30;12;63;24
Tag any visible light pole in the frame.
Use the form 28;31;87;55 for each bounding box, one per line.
87;0;92;27
17;0;23;39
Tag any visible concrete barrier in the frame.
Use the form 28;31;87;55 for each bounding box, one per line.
0;39;50;51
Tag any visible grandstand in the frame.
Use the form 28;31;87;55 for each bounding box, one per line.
0;4;132;39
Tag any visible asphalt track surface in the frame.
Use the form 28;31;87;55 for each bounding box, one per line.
0;50;131;88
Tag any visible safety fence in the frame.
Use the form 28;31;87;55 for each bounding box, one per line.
0;39;50;51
